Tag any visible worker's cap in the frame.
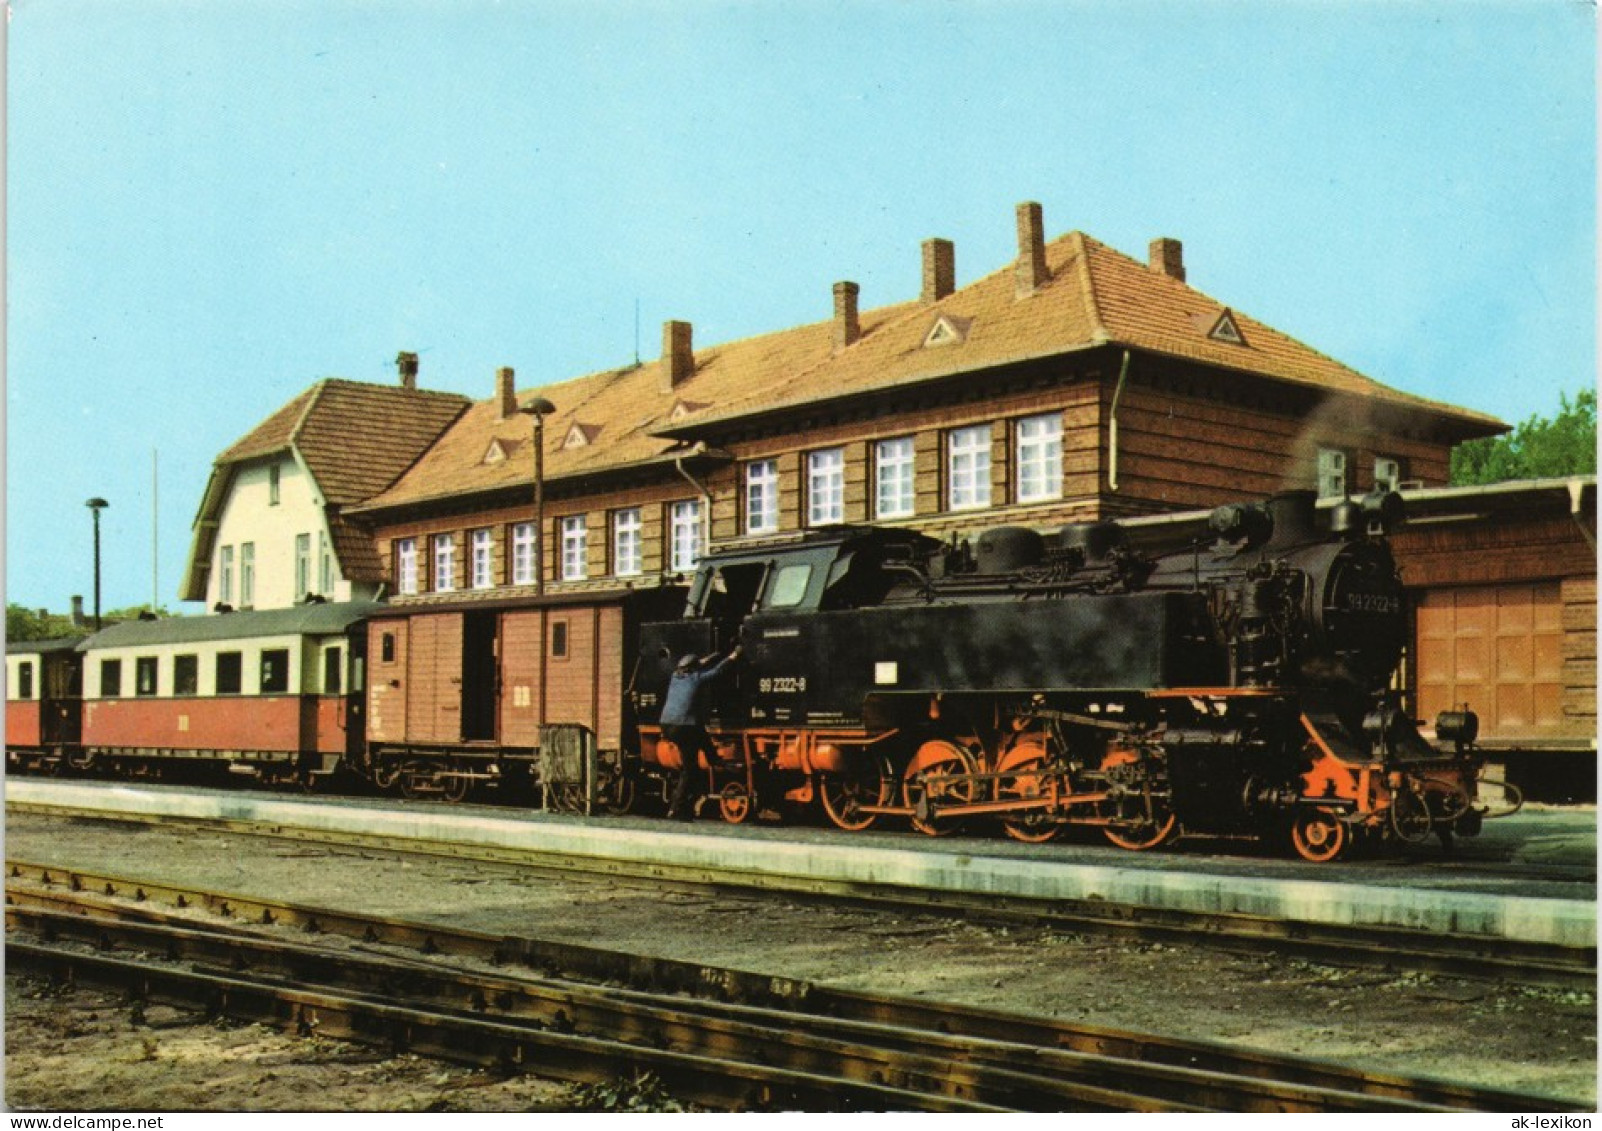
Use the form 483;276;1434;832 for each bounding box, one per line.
675;654;699;673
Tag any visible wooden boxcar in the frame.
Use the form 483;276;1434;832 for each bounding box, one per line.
364;587;684;802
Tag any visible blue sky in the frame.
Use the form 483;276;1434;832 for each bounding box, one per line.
6;0;1596;613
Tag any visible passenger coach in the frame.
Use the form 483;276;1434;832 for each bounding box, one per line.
69;602;377;784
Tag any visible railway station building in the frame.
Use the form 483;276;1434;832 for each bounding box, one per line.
188;200;1598;793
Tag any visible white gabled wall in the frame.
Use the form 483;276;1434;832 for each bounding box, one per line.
205;455;359;611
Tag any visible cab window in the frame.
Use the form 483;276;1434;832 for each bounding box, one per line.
765;564;812;608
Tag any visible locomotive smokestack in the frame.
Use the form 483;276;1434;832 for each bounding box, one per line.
1264;490;1320;549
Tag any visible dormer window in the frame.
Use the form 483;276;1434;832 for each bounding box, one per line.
923;314;970;348
1208;309;1246;345
482;439;513;465
563;423;602;450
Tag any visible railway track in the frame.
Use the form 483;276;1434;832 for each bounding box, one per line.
4;862;1583;1113
13;795;1596;990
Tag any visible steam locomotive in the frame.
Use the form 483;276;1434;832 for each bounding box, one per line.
634;489;1492;861
6;490;1503;862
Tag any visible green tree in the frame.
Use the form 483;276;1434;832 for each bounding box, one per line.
6;604;76;641
1450;388;1597;485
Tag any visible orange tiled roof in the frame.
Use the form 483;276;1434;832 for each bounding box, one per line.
183;379;470;597
218;378;471;505
358;230;1502;514
677;232;1506;430
356;302;917;512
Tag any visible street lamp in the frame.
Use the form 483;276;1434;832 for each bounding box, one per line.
518;395;557;597
85;497;108;630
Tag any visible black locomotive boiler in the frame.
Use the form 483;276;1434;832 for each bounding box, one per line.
634;490;1489;861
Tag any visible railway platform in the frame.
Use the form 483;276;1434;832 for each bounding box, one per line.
6;778;1594;949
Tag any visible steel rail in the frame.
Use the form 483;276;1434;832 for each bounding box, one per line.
6;864;1584;1113
10;798;1594;989
6;892;1454;1113
7;904;1199;1112
7;938;998;1113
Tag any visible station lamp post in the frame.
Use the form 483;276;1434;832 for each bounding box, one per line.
518;396;557;597
85;497;108;629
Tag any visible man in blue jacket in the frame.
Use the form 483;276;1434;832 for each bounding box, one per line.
661;644;741;821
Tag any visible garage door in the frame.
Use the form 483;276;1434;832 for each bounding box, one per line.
1416;583;1563;741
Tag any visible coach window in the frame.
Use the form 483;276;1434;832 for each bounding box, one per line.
216;652;243;695
100;658;123;698
135;656;159;697
16;661;34;700
174;654;199;696
260;649;291;695
323;646;343;695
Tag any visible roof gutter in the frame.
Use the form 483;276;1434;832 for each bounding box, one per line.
1107;349;1131;492
1568;477;1597;553
674;443;718;561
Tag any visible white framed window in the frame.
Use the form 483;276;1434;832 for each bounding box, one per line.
745;460;779;535
613;508;642;577
219;545;234;605
875;437;915;519
807;448;845;526
470;528;493;589
1318;448;1349;499
1374;457;1403;492
948;424;991;510
560;516;587;581
396;538;417;596
240;543;256;607
433;533;456;592
318;532;334;595
511;522;536;586
1016;414;1063;503
295;533;311;600
670;500;702;573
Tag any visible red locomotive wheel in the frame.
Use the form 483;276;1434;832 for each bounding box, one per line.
717;782;755;824
1291;808;1350;863
902;740;978;836
997;738;1063;844
1103;811;1178;851
1097;747;1177;851
819;757;891;831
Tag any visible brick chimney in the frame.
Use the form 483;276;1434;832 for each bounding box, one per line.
833;281;861;349
1015;201;1049;297
922;238;955;303
1149;237;1185;282
496;366;517;420
396;351;419;390
661;320;694;392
